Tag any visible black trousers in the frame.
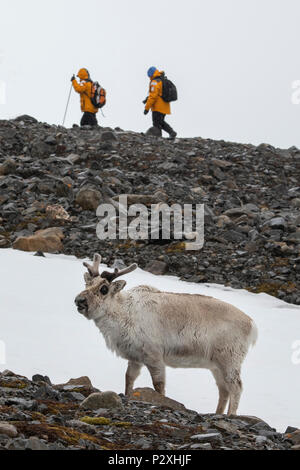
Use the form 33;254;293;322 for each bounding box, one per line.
152;111;174;135
80;112;98;127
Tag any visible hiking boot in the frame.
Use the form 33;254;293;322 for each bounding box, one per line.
168;131;177;140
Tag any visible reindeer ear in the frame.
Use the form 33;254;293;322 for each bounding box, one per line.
110;280;126;295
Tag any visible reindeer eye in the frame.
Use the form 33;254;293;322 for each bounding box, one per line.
100;285;109;296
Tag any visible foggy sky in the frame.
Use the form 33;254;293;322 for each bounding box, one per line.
1;0;300;149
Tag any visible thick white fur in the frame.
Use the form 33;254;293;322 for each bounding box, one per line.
78;282;257;415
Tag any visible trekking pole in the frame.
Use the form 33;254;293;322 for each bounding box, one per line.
62;82;73;127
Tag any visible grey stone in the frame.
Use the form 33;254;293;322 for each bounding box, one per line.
145;126;162;137
190;443;212;450
0;422;18;438
100;131;118;142
190;433;222;442
80;391;123;410
26;436;49;450
32;374;51;385
145;260;168;275
75;187;102;211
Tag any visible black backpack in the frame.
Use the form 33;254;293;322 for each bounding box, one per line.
90;81;106;109
157;73;178;103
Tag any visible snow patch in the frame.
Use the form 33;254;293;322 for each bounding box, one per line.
0;249;299;431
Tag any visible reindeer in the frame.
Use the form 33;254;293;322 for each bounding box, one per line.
75;253;257;415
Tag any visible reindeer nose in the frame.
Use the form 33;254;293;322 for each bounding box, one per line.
75;295;88;310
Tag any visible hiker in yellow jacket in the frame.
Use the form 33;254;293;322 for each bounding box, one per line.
144;67;177;139
71;68;98;127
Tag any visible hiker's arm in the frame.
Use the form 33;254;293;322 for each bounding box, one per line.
145;81;160;111
72;80;88;94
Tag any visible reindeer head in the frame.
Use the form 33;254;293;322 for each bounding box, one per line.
74;253;137;320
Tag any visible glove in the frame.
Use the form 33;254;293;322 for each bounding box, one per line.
143;97;148;104
71;75;75;82
144;109;149;115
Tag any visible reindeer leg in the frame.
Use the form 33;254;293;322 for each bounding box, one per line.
125;361;142;396
227;371;243;416
146;362;166;395
212;368;230;415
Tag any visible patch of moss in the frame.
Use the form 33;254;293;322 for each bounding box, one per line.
249;280;297;297
166;242;186;253
38;401;78;415
14;421;103;446
249;282;280;297
114;422;132;428
30;411;46;422
116;240;140;250
80;416;111;426
0;379;27;389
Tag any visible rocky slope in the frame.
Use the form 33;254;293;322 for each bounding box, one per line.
1;115;300;303
0;370;299;451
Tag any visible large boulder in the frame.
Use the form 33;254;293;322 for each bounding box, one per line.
0;158;16;176
130;388;186;411
80;391;122;410
75;187;102;211
0;422;18;437
64;377;93;388
14;115;38;124
145;260;168;275
13;227;64;253
285;429;300;445
145;126;162;137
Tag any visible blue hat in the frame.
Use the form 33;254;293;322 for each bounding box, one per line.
147;66;157;78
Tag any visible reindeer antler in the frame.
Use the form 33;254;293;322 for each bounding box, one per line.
83;253;102;278
83;253;137;283
101;263;138;283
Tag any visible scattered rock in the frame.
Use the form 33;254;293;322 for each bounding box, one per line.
0;422;18;438
64;376;93;388
80;391;122;410
0;117;300;305
190;433;222;443
145;260;168;275
13;227;64;253
145;126;162;137
0;371;294;451
100;131;118;142
0;159;16;176
32;374;51;385
75;187;102;211
46;204;71;222
286;430;300;445
26;436;49;450
14;114;38;123
130;388;186;411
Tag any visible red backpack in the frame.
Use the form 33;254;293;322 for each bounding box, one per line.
91;82;106;108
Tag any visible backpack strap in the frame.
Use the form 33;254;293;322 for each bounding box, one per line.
150;75;163;97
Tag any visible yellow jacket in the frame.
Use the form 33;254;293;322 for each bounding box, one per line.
145;70;171;115
72;68;98;114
